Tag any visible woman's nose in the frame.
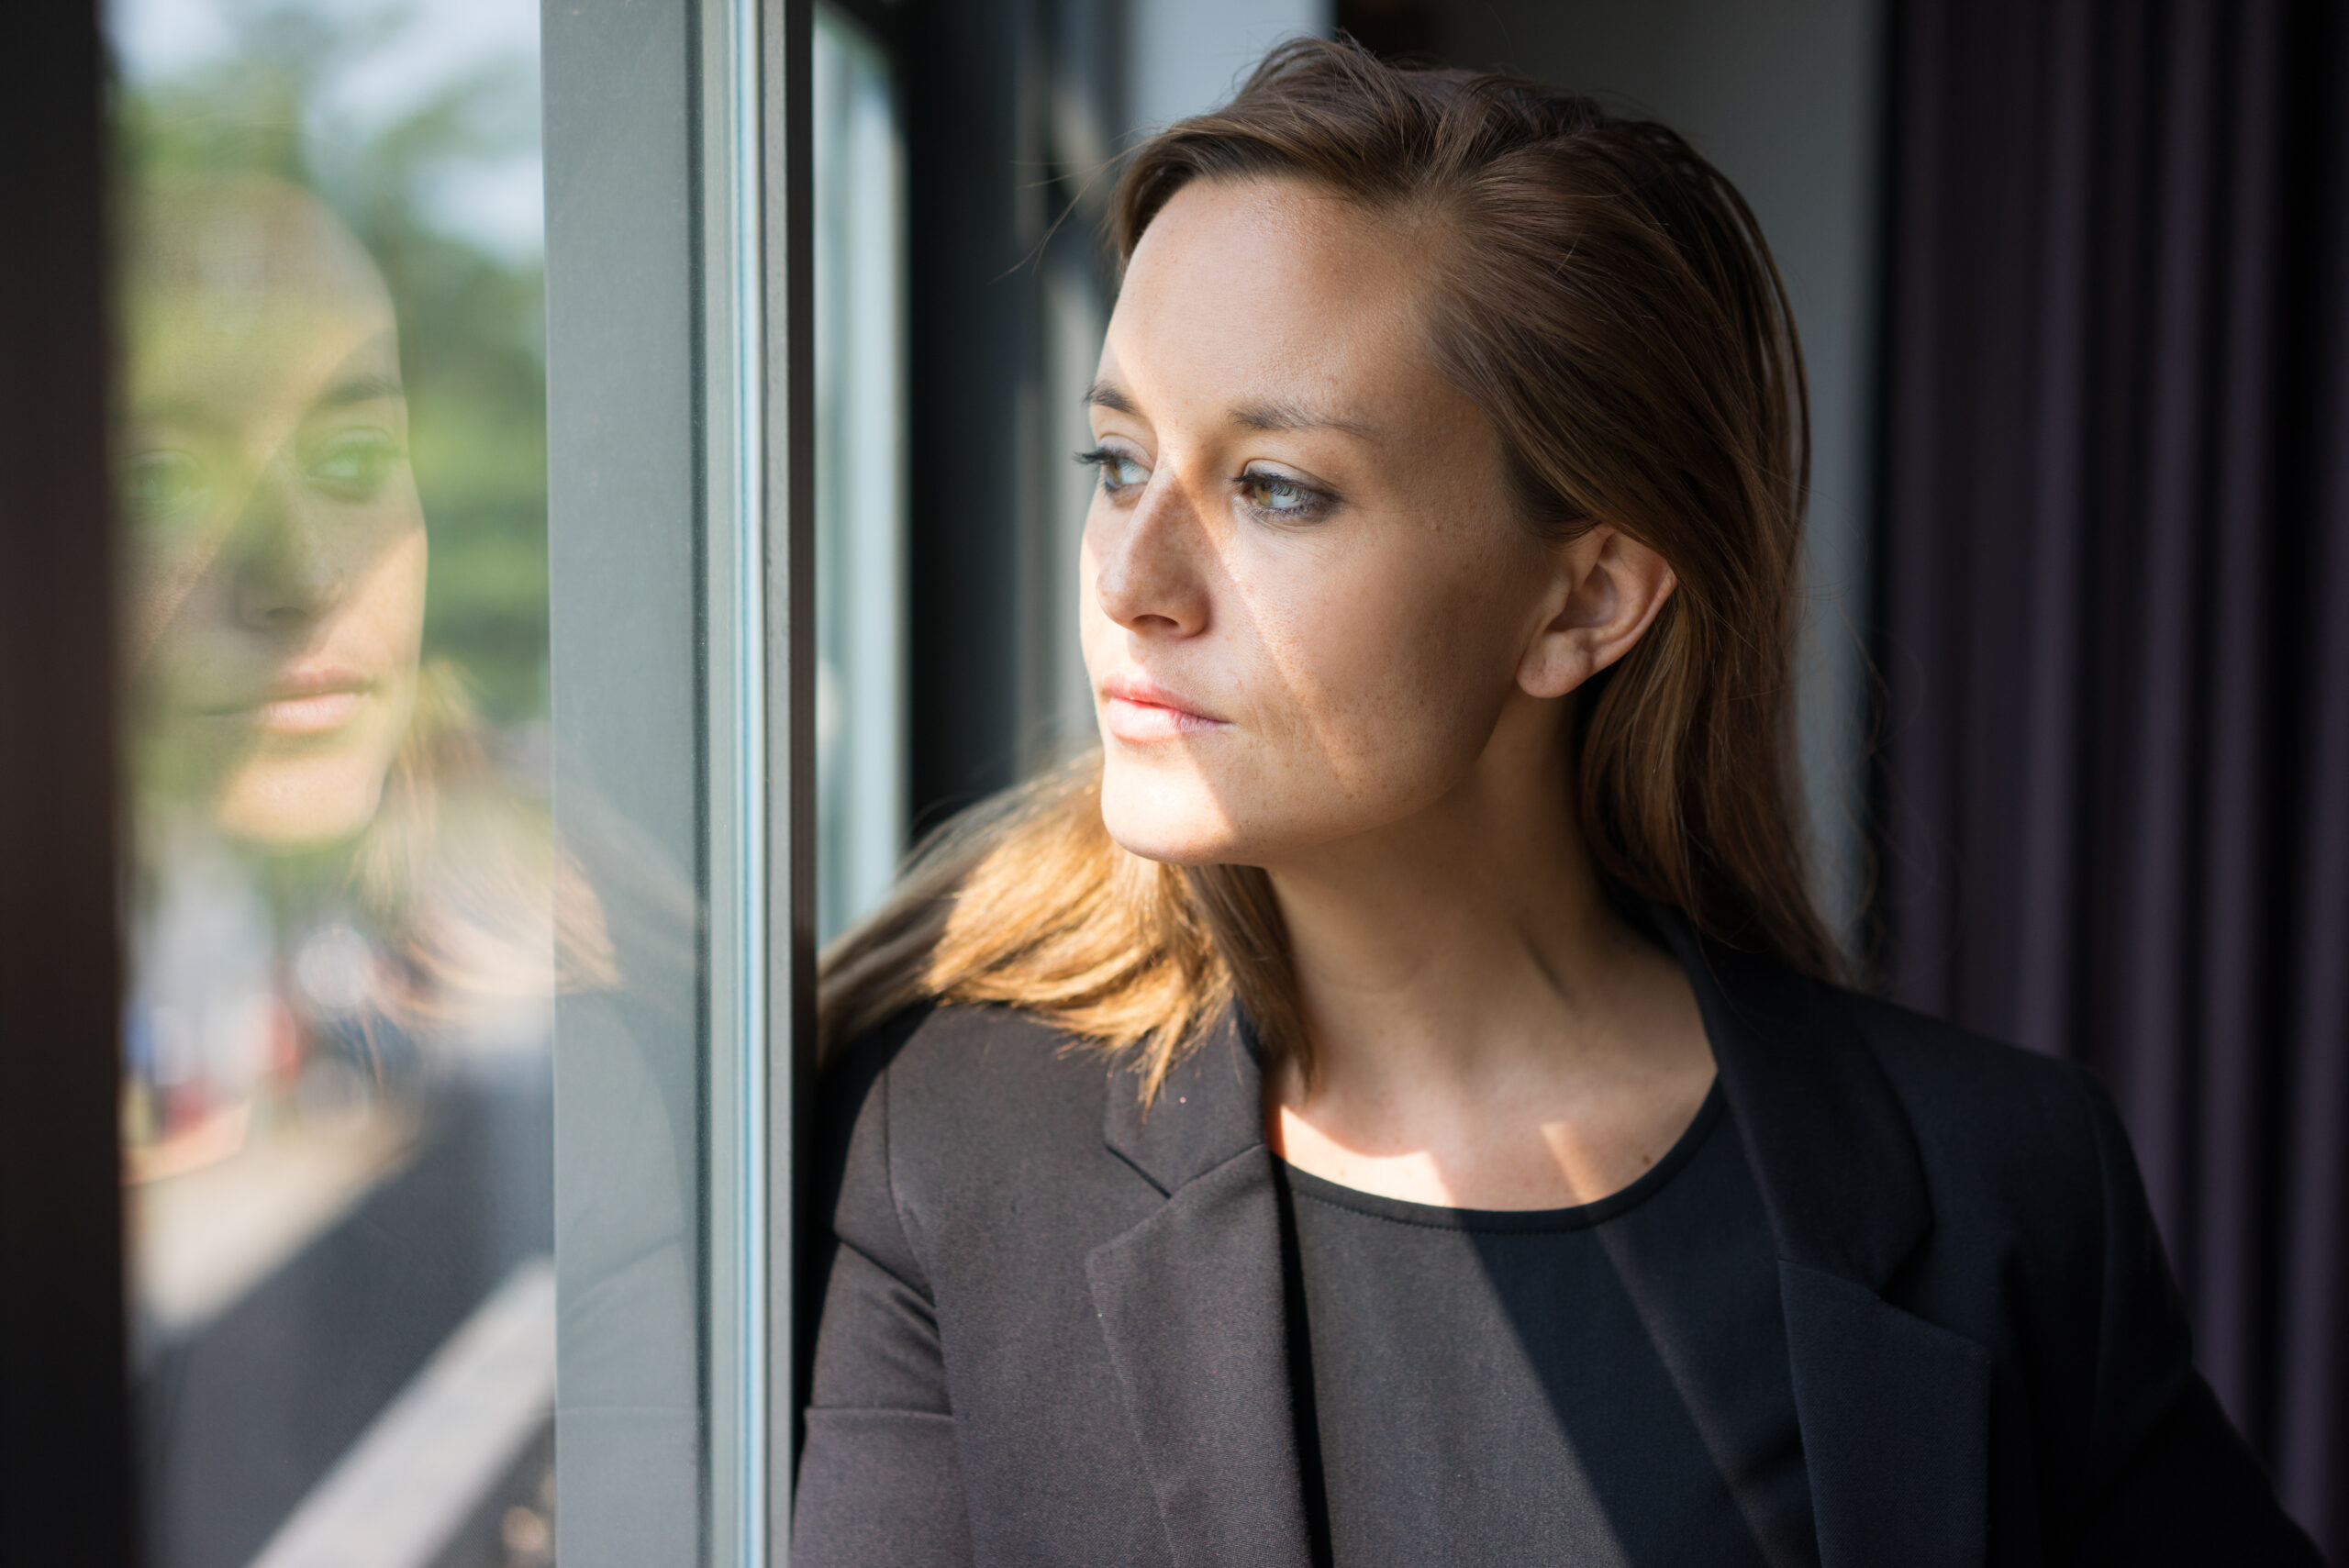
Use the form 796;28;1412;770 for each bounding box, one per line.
230;466;347;629
1093;471;1210;638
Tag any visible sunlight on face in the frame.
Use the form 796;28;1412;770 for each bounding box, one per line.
1080;177;1559;867
123;179;428;849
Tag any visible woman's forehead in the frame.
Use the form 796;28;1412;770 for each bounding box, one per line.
124;177;402;425
127;301;402;435
1103;178;1451;433
129;175;392;312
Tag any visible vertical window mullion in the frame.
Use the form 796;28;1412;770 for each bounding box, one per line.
544;0;808;1560
767;0;821;1557
696;0;805;1558
0;4;133;1560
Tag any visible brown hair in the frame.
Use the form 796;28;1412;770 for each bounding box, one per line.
822;38;1836;1097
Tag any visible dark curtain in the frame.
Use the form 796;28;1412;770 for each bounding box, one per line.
1874;0;2349;1550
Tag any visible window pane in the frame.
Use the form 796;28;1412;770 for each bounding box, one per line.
813;6;907;943
108;2;557;1563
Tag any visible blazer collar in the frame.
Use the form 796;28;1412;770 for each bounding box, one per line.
1098;911;1940;1295
1648;908;1987;1568
1648;906;1933;1292
1101;1006;1267;1195
1090;1007;1316;1568
1093;916;1978;1568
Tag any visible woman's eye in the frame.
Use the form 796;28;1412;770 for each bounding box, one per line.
1239;469;1332;521
306;428;404;501
122;449;212;530
1077;447;1150;495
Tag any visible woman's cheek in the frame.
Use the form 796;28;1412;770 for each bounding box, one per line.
370;514;430;657
320;499;429;668
1256;554;1499;785
124;539;217;678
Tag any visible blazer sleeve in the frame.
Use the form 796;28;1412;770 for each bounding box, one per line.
2067;1073;2321;1566
793;1039;976;1568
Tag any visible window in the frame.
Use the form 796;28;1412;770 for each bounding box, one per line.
108;2;558;1563
813;6;906;943
99;0;825;1562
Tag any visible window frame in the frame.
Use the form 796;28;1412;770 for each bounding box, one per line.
0;2;135;1560
542;0;815;1562
4;0;818;1561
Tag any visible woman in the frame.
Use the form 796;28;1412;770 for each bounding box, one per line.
798;40;2319;1567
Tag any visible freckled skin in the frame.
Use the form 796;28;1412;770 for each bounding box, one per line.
1081;182;1553;864
1079;176;1717;1211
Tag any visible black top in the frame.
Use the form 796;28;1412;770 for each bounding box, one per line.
1277;1084;1820;1568
792;915;2324;1568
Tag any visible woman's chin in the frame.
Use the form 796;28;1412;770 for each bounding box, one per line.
211;761;390;851
1100;820;1234;868
1098;776;1250;868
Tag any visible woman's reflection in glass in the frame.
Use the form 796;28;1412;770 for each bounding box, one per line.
118;173;596;1183
126;175;426;850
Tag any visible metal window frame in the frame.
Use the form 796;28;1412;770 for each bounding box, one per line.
543;0;812;1562
0;2;134;1562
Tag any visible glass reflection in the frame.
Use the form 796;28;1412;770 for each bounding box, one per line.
111;5;562;1564
123;177;426;854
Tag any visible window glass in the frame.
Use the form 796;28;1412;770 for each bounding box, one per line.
108;2;557;1563
813;6;907;943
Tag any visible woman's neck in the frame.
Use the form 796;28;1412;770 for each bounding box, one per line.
1260;696;1714;1209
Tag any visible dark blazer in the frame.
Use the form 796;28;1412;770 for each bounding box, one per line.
793;917;2323;1567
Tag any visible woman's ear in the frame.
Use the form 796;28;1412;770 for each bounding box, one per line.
1516;526;1677;699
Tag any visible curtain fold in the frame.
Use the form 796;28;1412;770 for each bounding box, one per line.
1873;0;2348;1549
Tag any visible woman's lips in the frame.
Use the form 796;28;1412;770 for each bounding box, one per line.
203;669;374;736
250;690;366;735
1101;674;1227;743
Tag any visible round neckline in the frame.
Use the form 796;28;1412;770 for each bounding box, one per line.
1275;1077;1726;1233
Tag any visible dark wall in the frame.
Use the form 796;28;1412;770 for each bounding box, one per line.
897;0;1128;833
900;0;1041;826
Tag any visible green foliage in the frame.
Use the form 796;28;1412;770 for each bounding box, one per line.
116;1;551;723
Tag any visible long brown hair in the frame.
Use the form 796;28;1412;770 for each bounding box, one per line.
822;38;1837;1098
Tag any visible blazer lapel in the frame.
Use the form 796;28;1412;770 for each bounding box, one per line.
1087;1016;1315;1568
1654;914;1992;1568
1780;1261;1991;1568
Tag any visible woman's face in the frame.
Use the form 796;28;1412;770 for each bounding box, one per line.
123;182;427;849
1081;176;1575;867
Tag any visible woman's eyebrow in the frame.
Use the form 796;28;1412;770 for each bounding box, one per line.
1230;399;1376;439
1085;380;1140;417
1085;381;1375;439
310;372;406;411
308;331;408;413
